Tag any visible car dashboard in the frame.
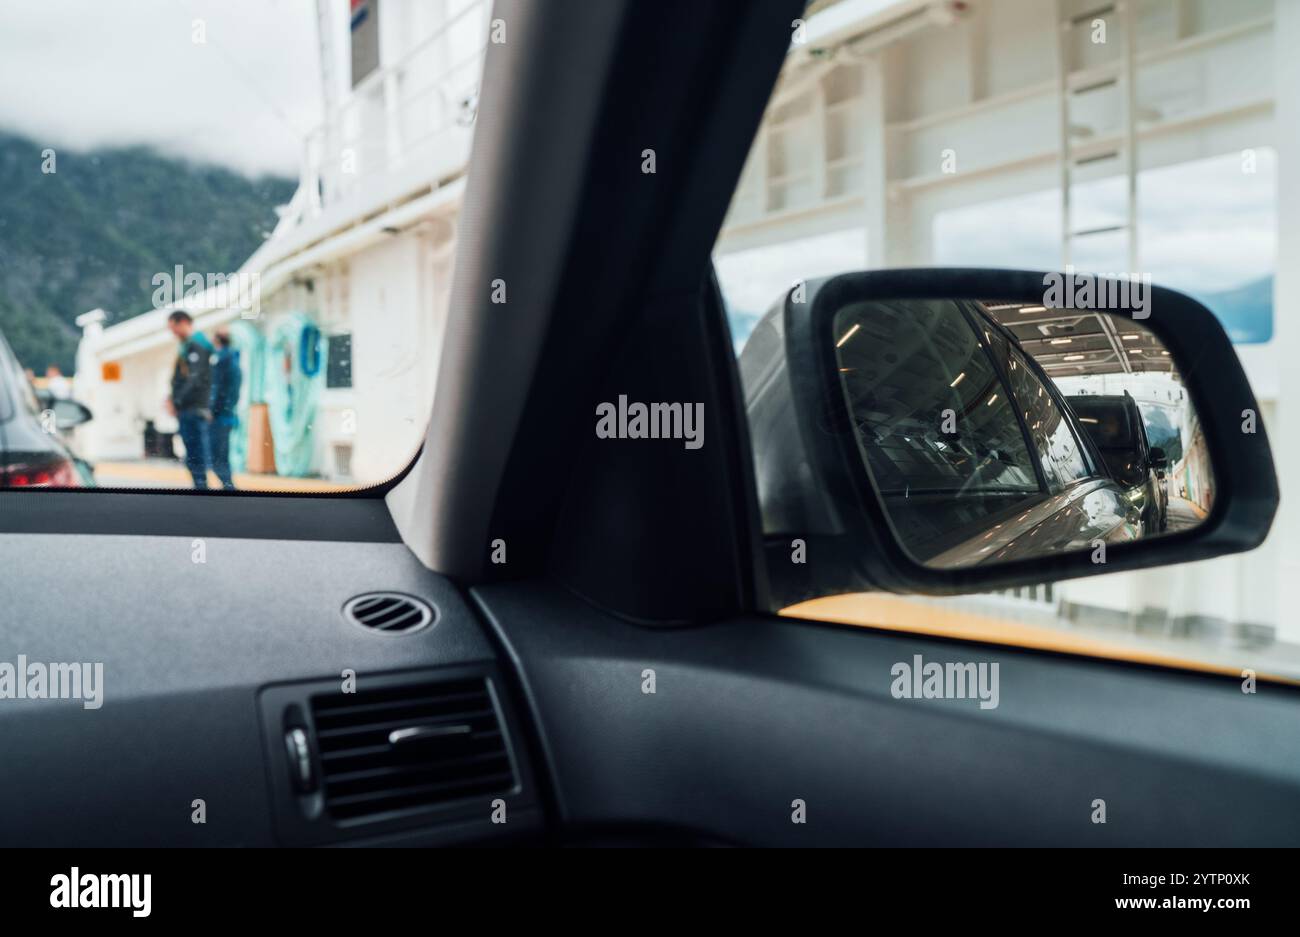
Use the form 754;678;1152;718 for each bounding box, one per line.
0;532;543;847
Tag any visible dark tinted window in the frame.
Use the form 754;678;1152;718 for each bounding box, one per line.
833;299;1038;496
326;333;353;390
985;330;1092;492
1070;398;1136;449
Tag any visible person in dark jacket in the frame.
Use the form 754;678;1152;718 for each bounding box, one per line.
165;310;214;489
208;329;242;490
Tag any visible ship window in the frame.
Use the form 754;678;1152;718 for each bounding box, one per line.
326;334;353;390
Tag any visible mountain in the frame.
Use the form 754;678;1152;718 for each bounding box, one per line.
1138;404;1183;465
0;130;295;373
1196;275;1273;345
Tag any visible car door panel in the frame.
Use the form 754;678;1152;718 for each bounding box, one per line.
475;579;1300;846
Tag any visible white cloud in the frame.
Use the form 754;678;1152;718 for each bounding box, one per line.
0;0;321;177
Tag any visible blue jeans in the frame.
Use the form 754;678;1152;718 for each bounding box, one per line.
176;411;211;490
209;416;236;490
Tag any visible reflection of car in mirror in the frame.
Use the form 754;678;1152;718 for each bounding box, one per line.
831;298;1146;568
824;291;1224;569
1065;393;1167;534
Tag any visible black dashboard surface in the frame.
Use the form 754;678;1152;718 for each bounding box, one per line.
476;580;1300;847
9;530;1300;848
0;534;523;846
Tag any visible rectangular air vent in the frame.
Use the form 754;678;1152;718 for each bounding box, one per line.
309;676;516;825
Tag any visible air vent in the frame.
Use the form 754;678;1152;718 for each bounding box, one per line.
309;677;515;824
343;592;434;634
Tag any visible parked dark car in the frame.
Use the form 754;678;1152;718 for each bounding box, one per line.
1066;392;1168;533
0;333;93;487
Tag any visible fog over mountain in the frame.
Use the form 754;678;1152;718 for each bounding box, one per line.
0;130;294;372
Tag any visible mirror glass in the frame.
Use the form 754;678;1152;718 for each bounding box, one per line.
831;298;1212;569
50;398;93;431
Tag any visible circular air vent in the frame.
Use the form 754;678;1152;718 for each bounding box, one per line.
343;593;435;635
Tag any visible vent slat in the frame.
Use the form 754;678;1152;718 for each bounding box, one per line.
315;709;496;741
318;731;502;763
375;607;425;631
322;748;509;784
319;729;503;764
309;676;514;825
343;593;434;635
358;603;411;627
312;698;492;732
313;680;483;712
327;772;516;811
311;688;488;720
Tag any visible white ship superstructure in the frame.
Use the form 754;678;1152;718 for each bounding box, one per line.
75;0;493;484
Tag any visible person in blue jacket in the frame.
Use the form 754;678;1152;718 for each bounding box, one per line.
166;311;215;489
208;328;242;490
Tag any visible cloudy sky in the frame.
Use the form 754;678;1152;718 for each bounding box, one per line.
933;149;1277;297
0;0;322;178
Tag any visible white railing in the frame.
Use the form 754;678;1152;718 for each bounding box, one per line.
301;0;492;215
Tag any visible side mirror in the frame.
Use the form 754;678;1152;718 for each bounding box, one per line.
1150;446;1168;471
738;269;1277;601
50;398;93;430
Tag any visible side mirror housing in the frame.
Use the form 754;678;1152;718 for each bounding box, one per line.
738;269;1277;602
50;398;93;430
1150;446;1168;470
